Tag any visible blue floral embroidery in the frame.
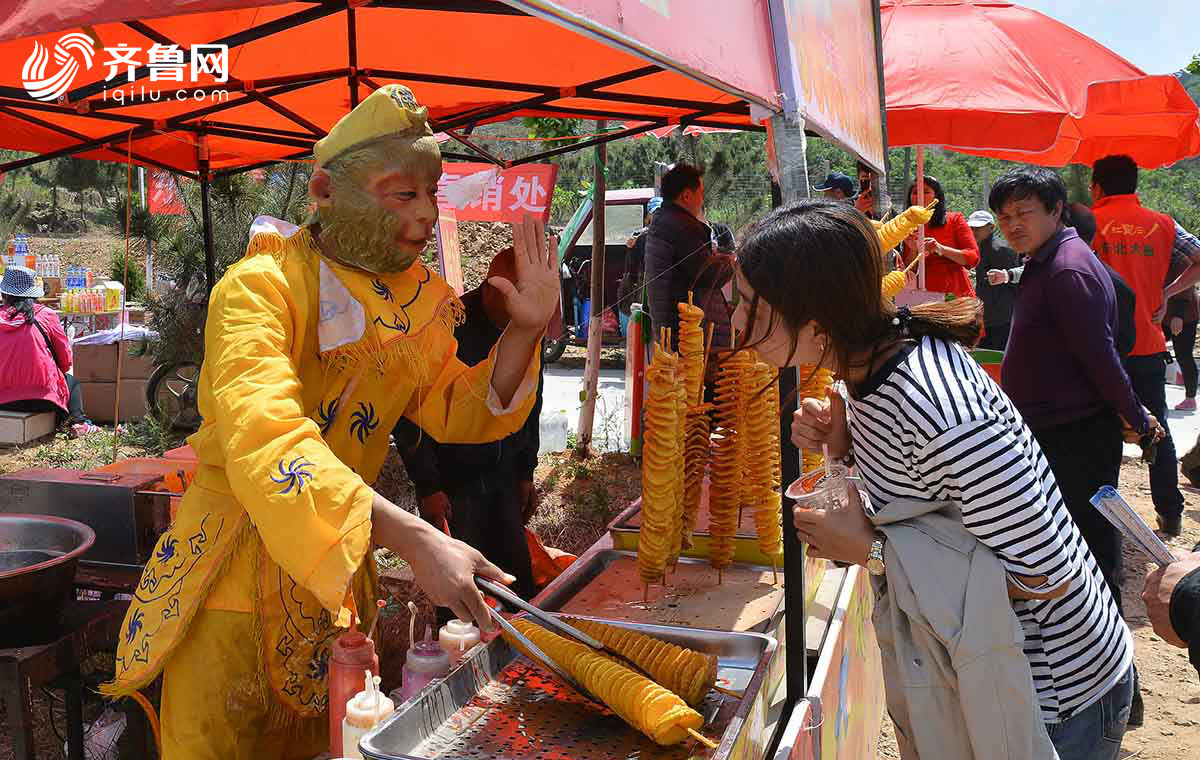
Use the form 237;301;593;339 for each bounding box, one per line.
372;278;394;302
155;537;177;562
126;609;144;644
349;402;379;443
372;311;411;334
307;651;329;681
371;265;430;334
271;457;315;495
316;398;339;435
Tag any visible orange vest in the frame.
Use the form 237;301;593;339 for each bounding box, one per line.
1092;194;1175;356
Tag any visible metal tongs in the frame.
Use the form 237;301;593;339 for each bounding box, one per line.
475;576;653;706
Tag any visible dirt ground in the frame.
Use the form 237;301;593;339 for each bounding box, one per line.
877;455;1200;759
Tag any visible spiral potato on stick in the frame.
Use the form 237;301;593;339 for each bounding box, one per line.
504;618;705;746
875;201;936;251
742;362;783;560
563;617;718;707
638;341;683;585
709;349;751;572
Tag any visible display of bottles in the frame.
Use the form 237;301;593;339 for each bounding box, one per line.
35;254;61;278
57;287;108;314
64;265;92;289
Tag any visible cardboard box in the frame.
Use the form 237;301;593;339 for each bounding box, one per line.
0;410;56;444
80;379;147;423
71;341;155;381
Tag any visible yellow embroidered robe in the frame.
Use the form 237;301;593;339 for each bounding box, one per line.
103;219;539;718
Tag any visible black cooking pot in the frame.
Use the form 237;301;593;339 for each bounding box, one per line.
0;514;96;644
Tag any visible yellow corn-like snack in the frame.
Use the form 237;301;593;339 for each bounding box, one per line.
881;269;908;298
797;364;835;473
737;350;763;526
745;362;783;560
710;349;752;569
677;299;710;554
667;382;687;566
564;617;719;707
681;405;712;551
677;301;706;406
639;344;683;584
505;618;705;745
875;203;935;251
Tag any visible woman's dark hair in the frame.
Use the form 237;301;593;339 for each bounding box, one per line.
2;293;35;324
660;163;702;203
736;200;983;385
988;167;1067;216
906;175;947;227
1091;154;1138;196
1066;202;1097;245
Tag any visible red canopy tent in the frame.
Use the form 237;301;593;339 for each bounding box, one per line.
880;0;1200;291
0;0;783;293
0;0;779;178
881;0;1200;168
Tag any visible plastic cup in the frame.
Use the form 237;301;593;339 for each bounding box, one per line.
785;464;850;508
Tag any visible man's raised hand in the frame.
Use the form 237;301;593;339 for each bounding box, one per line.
490;214;559;332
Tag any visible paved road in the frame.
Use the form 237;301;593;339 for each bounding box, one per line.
539;366;629;453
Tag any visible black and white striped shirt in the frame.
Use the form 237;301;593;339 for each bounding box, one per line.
846;336;1132;722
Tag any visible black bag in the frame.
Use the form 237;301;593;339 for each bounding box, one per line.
1101;263;1137;358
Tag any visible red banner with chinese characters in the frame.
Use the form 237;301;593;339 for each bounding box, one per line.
435;207;464;296
147;169;185;215
437;163;558;223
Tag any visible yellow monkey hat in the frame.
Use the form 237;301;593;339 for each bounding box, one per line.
314;84;435;168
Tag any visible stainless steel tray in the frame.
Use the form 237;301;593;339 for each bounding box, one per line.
534;548;785;634
359;616;776;760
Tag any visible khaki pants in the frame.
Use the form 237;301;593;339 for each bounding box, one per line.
160;610;326;760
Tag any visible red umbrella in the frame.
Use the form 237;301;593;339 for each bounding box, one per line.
881;0;1200;168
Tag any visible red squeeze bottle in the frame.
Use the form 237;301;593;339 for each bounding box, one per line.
329;629;378;756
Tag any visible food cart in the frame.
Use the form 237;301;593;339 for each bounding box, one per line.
0;2;892;758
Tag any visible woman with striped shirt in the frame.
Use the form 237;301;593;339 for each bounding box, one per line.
728;200;1133;760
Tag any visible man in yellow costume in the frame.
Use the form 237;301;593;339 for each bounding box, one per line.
102;84;556;758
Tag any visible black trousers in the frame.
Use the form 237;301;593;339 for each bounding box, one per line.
1124;354;1186;520
0;373;85;425
1165;319;1199;398
1032;411;1125;614
436;483;536;625
979;322;1011;352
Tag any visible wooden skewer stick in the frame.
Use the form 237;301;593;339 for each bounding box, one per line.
713;685;743;699
902;251;926;276
772;559;778;586
688;290;694;306
687;728;719;750
717;568;724;586
643;583;650;604
924;198;939;210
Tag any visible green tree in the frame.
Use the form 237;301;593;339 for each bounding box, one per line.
55;157;104;223
1187;53;1199;76
0;191;30;251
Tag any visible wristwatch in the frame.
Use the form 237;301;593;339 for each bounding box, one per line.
866;534;886;576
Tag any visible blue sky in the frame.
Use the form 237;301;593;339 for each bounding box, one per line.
1018;0;1195;75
